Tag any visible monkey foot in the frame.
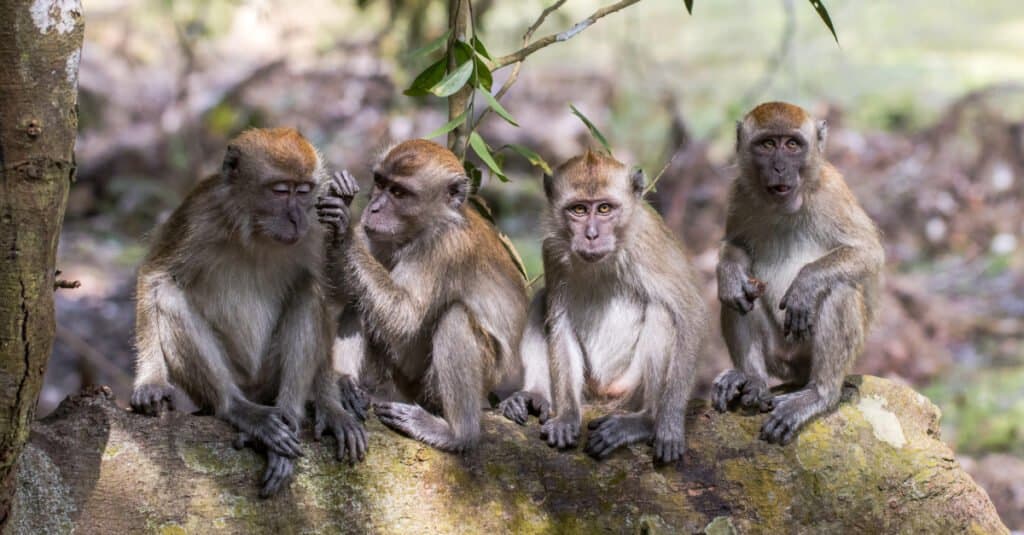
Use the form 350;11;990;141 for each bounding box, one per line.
760;389;825;445
498;391;550;425
712;369;772;413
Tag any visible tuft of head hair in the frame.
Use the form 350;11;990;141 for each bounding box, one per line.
225;127;323;181
546;149;642;199
376;139;465;180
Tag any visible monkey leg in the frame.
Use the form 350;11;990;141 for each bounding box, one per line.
539;304;586;450
500;290;552;425
374;303;484;452
760;285;866;445
713;305;774;413
333;308;370;421
138;274;301;458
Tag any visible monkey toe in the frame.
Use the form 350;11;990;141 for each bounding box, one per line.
711;369;747;412
130;384;175;416
259;454;294;499
540;420;579;450
653;438;685;464
498;395;528;425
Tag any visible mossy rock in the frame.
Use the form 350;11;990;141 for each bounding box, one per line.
10;377;1009;534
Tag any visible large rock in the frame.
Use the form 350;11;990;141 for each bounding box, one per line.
8;376;1008;534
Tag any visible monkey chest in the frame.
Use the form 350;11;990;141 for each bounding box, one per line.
569;294;644;371
750;240;828;323
197;273;286;376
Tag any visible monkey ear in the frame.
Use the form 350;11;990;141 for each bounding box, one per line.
448;175;469;209
816;120;828;152
542;173;554;199
630;167;647;197
222;145;241;177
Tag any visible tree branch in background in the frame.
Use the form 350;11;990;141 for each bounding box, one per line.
491;0;645;69
471;0;567;130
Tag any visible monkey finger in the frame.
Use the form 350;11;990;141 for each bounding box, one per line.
313;417;326;441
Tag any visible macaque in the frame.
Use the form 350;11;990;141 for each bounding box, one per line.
713;102;884;445
131;128;365;497
317;139;528;452
504;150;707;464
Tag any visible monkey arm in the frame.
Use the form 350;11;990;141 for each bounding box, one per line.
540;290;586;450
131;270;177;415
651;306;700;463
798;240;884;291
717;240;763;314
342;229;435;344
269;273;325;421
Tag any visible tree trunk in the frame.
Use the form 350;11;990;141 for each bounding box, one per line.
0;0;84;527
8;377;1009;534
447;0;473;159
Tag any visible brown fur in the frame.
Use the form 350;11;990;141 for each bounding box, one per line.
516;151;706;463
324;141;527;452
714;102;884;445
132;128;364;497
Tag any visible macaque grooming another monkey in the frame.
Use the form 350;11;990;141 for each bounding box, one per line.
713;102;884;445
131;128;366;497
318;139;528;453
503;150;707;464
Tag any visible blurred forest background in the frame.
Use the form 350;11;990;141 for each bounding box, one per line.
47;0;1023;526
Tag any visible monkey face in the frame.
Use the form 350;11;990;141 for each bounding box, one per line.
222;141;318;246
251;178;316;245
361;172;420;243
562;199;622;262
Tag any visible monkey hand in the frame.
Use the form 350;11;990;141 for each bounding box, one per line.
258;452;295;498
314;401;368;465
712;369;773;413
780;277;820;341
583;413;651;460
540;415;580;450
317;171;359;240
718;267;764;315
130;383;176;416
338;374;369;422
229;405;304;459
498;391;551;426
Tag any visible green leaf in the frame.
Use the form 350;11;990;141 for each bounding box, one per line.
406;28;452;59
422;109;469;140
429;59;475;97
471;35;492;60
482;91;518;127
469;132;508;182
807;0;838;43
464;161;483;192
473;56;493;91
569;104;613;156
403;59;446;96
502;143;552;174
683;0;693;14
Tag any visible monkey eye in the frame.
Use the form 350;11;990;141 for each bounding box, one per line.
761;139;776;150
569;204;587;216
295;183;313;194
785;139;800;150
270;183;290;195
597;203;612;214
389;185;407;199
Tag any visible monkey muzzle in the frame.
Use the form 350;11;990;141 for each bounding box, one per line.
766;184;794;197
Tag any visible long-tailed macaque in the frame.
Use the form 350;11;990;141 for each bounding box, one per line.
503;150;707;464
713;102;884;445
317;140;528;452
131;128;366;497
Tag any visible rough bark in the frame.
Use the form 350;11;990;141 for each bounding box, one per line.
447;0;473;159
0;0;84;527
8;376;1008;534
